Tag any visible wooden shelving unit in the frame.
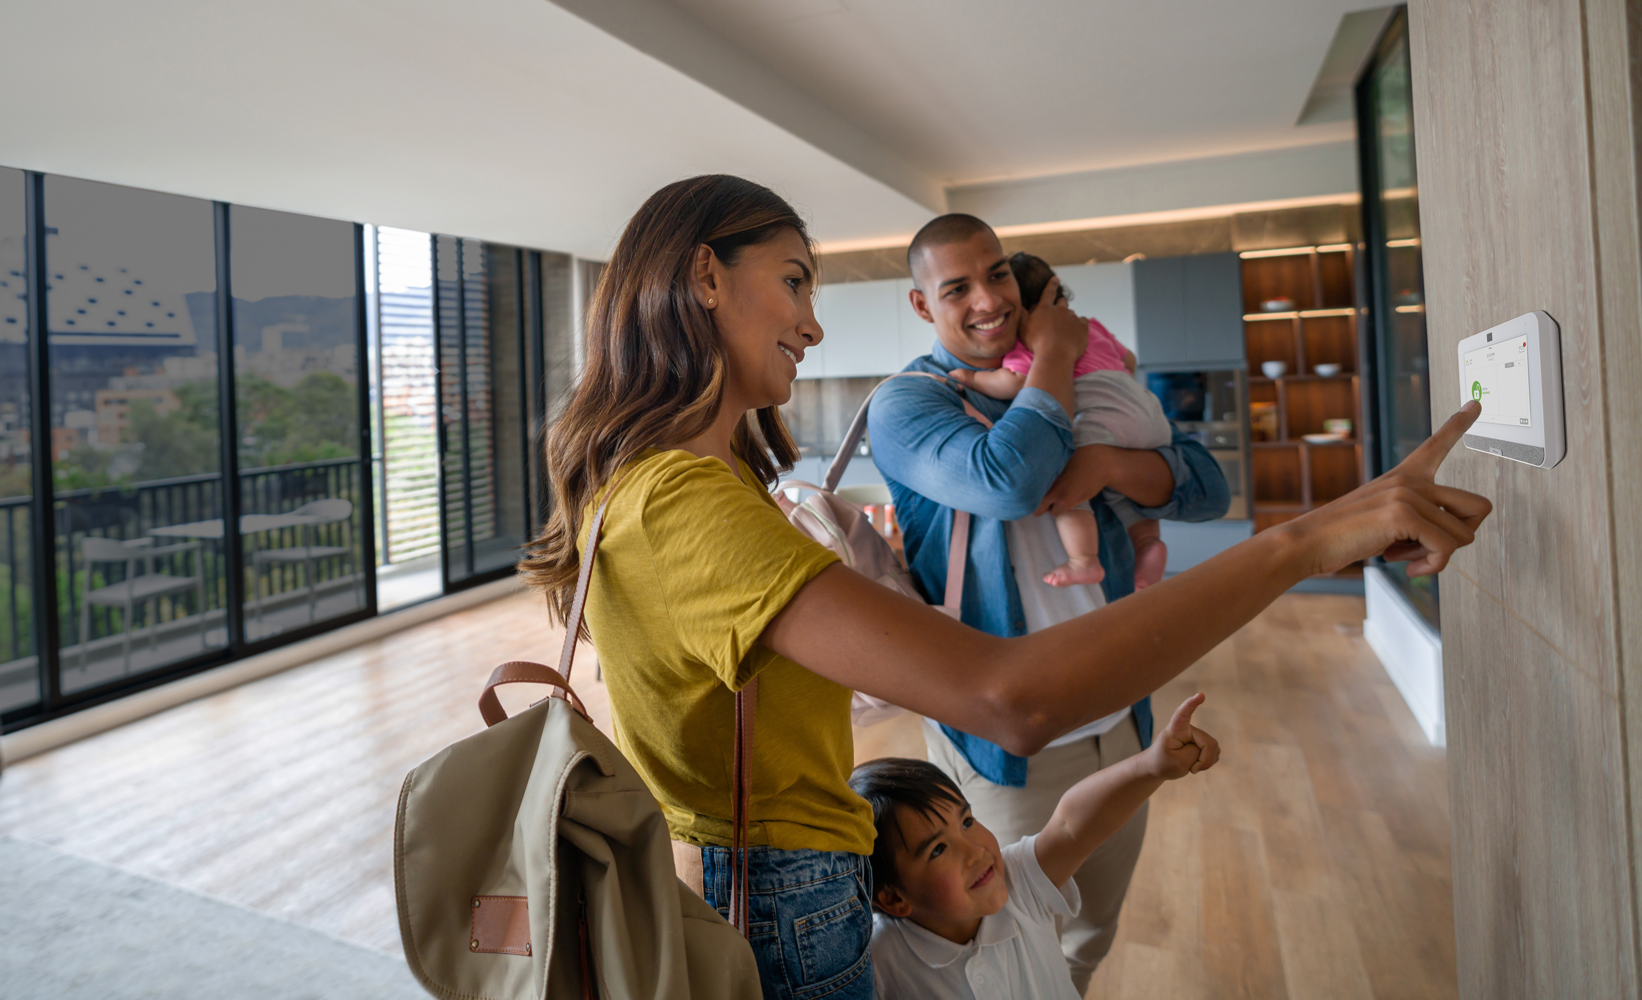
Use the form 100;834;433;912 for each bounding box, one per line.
1241;245;1365;538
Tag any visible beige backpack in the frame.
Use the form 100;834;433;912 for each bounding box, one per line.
393;482;762;1000
775;372;990;724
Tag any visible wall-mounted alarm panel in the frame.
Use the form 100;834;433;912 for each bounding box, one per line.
1456;310;1564;469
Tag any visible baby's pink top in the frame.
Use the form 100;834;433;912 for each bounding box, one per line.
1000;317;1127;377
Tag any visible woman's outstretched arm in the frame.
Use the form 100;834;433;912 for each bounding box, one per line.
760;403;1490;757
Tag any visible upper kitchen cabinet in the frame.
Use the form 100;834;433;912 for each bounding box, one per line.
1055;262;1137;353
809;279;902;378
1133;252;1244;368
895;278;933;367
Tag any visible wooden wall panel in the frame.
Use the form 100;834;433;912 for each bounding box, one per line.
1412;0;1614;672
1443;574;1634;997
1409;0;1642;990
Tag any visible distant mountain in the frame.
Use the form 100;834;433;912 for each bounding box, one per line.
231;294;356;354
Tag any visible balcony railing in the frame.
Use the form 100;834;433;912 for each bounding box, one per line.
0;457;368;708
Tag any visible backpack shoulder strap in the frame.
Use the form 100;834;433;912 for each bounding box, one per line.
824;371;988;491
555;469;629;684
824;371;994;619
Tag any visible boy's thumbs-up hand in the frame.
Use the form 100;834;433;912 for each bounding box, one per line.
1151;693;1220;779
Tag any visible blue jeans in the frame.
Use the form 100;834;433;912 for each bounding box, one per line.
699;846;874;1000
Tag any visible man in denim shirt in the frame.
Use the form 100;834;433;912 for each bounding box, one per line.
868;215;1230;989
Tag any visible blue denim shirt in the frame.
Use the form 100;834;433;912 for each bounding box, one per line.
868;342;1232;786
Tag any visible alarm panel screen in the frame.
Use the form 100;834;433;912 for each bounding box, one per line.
1463;334;1532;427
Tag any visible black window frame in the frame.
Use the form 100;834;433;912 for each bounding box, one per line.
2;171;378;732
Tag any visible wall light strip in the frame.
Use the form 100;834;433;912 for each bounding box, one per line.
1242;307;1359;322
1239;246;1315;259
817;194;1361;255
1239;242;1357;260
1386;238;1421;248
1394;304;1425;313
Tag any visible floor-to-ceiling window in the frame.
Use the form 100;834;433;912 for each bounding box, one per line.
0;168;36;714
1357;8;1437;627
434;237;532;589
1;170;376;729
229;206;370;642
371;227;442;611
45;177;229;694
1;166;574;733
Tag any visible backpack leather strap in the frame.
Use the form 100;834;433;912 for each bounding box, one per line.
556;470;629;684
729;674;757;934
478;661;589;727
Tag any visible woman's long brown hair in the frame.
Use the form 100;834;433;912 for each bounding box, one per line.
519;175;810;630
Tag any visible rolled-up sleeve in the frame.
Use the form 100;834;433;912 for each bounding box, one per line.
868;379;1075;522
1134;426;1232;523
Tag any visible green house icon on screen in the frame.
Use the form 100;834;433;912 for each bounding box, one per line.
1472;380;1483;401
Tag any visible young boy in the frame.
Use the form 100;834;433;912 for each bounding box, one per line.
850;693;1219;999
945;253;1172;589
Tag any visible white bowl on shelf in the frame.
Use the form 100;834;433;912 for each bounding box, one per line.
1313;363;1342;377
1261;361;1287;379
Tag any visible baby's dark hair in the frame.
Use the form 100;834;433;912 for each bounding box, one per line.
1008;252;1068;311
849;757;967;903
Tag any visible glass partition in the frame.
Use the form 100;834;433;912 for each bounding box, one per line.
0;168;37;713
373;227;441;610
1;165;565;732
434;237;529;587
229;206;368;641
1358;10;1437;628
43;177;227;694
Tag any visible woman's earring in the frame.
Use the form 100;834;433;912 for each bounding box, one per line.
707;297;716;308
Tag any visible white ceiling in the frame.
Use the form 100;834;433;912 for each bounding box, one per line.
0;0;932;258
0;0;1362;257
652;0;1359;184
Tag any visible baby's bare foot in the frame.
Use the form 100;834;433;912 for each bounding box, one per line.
1133;537;1169;589
1044;558;1105;588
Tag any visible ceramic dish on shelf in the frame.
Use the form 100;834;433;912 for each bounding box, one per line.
1261;297;1295;312
1260;360;1287;379
1313;363;1342;377
1303;432;1347;444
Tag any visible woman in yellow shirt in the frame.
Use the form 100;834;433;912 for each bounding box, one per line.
519;175;1489;1000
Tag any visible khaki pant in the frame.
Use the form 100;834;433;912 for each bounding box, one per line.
924;716;1147;994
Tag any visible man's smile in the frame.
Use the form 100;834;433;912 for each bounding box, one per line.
969;311;1011;334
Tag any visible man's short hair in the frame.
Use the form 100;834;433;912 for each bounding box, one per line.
907;214;998;287
849;757;968;901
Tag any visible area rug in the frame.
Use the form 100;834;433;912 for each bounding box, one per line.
0;836;427;1000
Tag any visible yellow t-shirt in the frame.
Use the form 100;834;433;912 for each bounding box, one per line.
578;448;874;856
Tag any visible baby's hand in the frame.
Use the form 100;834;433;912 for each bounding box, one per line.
948;366;1025;399
1149;693;1220;779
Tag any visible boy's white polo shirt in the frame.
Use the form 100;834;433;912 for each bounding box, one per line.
869;835;1082;1000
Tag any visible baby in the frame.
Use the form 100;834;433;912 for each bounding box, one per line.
851;694;1219;1000
947;253;1172;589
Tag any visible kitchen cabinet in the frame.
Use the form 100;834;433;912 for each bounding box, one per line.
808;280;900;377
1054;262;1137;352
1133;252;1243;368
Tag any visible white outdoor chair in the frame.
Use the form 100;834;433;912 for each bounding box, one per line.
79;536;205;676
253;498;354;631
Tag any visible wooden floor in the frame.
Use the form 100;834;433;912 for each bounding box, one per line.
0;591;1455;999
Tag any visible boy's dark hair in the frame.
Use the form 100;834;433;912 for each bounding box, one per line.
849;757;968;902
1007;252;1067;311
